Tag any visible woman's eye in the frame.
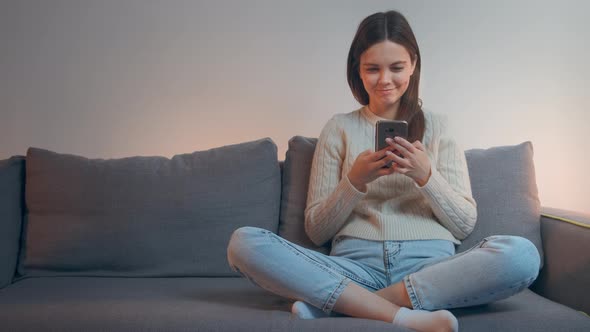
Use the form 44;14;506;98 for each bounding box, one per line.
392;67;404;71
367;68;378;72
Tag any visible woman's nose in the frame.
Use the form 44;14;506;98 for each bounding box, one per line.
378;70;391;84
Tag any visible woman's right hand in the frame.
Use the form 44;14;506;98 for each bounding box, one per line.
347;149;398;192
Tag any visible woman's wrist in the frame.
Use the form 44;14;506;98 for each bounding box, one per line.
415;168;432;187
347;173;367;193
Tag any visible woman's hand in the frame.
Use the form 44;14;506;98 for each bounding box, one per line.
347;148;398;192
386;136;432;186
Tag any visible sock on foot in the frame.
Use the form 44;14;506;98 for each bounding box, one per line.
291;301;334;319
393;307;458;332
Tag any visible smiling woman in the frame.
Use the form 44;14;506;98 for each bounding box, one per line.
226;9;541;332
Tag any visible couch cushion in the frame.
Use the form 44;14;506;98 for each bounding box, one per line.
279;136;330;254
279;138;543;266
453;289;590;331
19;138;281;278
460;142;543;267
0;277;587;331
0;156;25;289
0;277;404;331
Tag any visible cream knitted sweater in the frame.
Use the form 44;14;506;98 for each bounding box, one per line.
304;106;477;247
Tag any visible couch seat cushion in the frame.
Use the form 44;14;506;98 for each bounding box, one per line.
0;277;588;331
0;277;404;331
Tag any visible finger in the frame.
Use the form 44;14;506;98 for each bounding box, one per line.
376;150;402;168
395;166;409;175
388;151;411;168
377;164;397;176
385;137;397;148
369;148;394;162
377;157;398;173
393;142;411;158
375;140;396;151
371;157;394;170
413;140;425;151
394;136;417;154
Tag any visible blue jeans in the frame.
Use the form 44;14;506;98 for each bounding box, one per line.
226;227;540;313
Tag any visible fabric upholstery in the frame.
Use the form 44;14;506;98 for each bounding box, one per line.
0;277;587;331
279;136;330;254
19;138;281;278
531;208;590;314
0;156;25;289
452;287;590;331
541;207;590;228
0;277;404;331
460;142;543;267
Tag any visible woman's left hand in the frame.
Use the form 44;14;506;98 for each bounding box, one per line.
385;136;432;186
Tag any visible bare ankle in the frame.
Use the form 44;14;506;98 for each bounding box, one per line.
374;282;413;308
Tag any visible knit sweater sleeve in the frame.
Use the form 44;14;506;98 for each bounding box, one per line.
304;117;366;246
417;114;478;240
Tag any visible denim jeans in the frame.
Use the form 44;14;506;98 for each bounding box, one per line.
226;226;540;313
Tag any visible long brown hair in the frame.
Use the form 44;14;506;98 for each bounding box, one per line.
347;10;425;142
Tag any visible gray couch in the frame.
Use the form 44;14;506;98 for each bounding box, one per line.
0;137;589;331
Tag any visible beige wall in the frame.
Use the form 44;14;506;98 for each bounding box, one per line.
1;0;589;213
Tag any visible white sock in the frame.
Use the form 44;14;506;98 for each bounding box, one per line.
393;307;458;332
291;301;344;319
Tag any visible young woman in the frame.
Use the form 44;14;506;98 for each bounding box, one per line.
227;10;540;332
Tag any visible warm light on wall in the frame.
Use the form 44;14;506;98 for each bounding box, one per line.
1;1;588;214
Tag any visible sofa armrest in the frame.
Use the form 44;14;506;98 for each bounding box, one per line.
530;207;590;314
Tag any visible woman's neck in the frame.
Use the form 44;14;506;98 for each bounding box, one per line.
367;101;400;120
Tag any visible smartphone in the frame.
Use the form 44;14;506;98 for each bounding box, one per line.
375;120;408;167
375;120;408;151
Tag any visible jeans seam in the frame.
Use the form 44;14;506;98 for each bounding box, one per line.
383;243;390;283
322;277;351;314
384;242;402;287
443;276;536;308
404;275;422;310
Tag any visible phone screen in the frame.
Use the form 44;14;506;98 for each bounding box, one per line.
375;120;408;168
375;120;408;152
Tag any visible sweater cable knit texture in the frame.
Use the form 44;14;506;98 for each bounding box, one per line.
304;106;477;247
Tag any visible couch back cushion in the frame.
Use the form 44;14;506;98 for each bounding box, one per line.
279;137;543;265
460;141;543;266
0;156;26;288
19;138;281;278
279;136;330;254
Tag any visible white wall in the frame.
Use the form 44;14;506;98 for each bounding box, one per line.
1;0;589;213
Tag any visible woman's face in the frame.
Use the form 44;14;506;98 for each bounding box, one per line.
359;40;416;110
